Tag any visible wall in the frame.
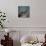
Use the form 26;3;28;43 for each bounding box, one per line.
0;0;46;27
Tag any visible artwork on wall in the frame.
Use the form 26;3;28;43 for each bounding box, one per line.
18;6;30;18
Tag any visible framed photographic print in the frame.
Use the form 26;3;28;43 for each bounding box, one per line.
18;6;30;18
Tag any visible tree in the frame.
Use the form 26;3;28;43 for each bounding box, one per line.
0;10;6;28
